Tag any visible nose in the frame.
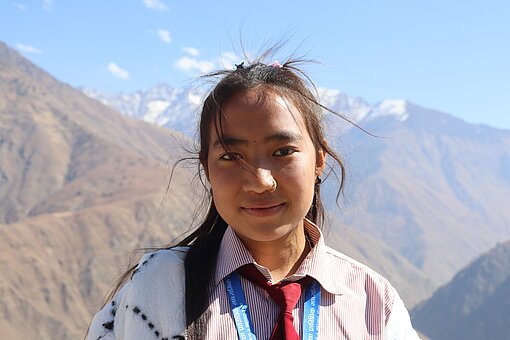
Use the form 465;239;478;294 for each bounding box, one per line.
243;167;276;194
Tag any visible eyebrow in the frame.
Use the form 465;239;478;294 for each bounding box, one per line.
212;131;303;148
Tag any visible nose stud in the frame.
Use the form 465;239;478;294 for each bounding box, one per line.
268;178;277;192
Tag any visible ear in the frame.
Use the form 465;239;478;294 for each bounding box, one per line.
315;140;327;177
199;152;210;181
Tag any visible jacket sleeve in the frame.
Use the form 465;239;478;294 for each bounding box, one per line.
385;289;421;340
85;283;128;340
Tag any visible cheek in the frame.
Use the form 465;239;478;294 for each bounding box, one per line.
277;159;317;208
279;153;317;181
278;164;310;184
207;163;239;195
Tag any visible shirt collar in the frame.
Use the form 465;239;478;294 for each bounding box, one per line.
214;219;343;295
292;219;343;295
214;226;257;285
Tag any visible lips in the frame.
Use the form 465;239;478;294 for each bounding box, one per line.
241;202;286;217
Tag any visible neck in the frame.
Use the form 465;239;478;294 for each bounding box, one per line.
239;222;310;282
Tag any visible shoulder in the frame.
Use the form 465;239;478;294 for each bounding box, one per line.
130;247;188;283
324;245;392;284
321;244;397;304
124;247;188;314
85;247;189;340
326;247;407;322
307;220;394;296
317;245;413;335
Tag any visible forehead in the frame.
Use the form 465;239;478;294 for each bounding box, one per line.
217;88;306;133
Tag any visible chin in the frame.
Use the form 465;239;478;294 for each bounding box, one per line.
233;220;303;243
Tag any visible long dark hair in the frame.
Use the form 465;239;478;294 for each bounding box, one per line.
102;53;350;339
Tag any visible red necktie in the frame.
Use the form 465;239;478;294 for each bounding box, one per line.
238;264;310;340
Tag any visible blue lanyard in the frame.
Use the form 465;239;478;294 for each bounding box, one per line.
224;272;321;340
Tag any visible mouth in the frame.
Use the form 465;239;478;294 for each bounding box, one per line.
241;203;286;217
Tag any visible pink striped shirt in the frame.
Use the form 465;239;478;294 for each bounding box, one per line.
204;220;419;339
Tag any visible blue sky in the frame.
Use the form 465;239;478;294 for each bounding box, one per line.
2;0;509;129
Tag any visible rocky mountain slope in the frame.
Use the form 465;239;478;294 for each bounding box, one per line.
0;41;432;339
338;105;510;286
412;240;510;339
0;41;197;339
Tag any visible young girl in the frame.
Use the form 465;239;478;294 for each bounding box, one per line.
86;57;420;340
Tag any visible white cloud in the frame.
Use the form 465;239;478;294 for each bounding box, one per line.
174;51;245;74
14;3;27;10
187;92;201;105
181;47;200;56
218;52;242;69
42;0;53;11
156;29;172;44
174;56;215;73
15;43;41;54
107;62;129;80
142;0;168;11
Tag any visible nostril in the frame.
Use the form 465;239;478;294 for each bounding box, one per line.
268;179;277;192
243;168;277;194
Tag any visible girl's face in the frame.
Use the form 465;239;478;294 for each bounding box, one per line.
206;88;325;243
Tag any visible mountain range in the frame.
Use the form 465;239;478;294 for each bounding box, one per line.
0;42;438;339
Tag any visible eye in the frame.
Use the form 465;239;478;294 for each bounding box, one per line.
273;147;296;157
220;152;242;161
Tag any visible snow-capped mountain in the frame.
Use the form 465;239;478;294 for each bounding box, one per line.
371;99;410;122
82;83;410;139
82;83;204;137
316;88;373;122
